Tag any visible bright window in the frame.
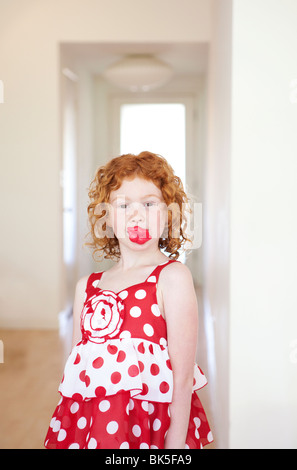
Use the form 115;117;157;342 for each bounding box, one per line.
120;103;186;186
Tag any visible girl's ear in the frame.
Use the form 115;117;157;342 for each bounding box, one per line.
94;202;115;239
105;206;116;238
161;223;169;239
105;212;112;232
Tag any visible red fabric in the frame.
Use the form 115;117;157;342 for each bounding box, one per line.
44;391;212;449
44;260;213;449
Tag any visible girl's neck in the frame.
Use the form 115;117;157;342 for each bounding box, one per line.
116;248;167;271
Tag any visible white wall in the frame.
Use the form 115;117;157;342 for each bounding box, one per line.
230;0;297;449
205;0;297;449
203;0;232;450
0;0;212;329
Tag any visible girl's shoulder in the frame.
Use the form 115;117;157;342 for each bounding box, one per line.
74;275;90;297
159;260;193;289
158;262;198;324
76;275;90;288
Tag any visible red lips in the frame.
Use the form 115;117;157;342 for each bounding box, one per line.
127;226;152;244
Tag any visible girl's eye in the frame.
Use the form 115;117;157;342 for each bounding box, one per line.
144;201;156;207
118;202;156;209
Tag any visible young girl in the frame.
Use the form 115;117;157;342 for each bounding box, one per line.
44;151;213;449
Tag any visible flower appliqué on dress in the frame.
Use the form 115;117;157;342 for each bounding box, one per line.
81;290;125;344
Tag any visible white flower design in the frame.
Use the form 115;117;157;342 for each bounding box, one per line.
81;291;125;344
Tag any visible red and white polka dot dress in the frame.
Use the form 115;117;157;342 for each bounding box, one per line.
44;259;213;449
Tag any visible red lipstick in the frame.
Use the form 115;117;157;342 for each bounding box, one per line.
127;226;152;245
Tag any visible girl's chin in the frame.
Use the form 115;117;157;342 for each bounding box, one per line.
128;237;151;245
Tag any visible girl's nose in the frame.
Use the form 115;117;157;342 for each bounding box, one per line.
130;203;145;224
131;211;144;224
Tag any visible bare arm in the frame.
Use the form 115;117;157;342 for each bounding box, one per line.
71;275;89;348
161;263;198;449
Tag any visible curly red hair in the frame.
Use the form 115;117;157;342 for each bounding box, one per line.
85;151;193;261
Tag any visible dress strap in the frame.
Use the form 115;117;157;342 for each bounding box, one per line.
146;259;180;283
88;259;180;291
86;271;103;290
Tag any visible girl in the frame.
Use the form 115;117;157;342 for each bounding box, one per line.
44;151;213;449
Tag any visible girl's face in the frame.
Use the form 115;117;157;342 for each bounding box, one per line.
108;177;168;246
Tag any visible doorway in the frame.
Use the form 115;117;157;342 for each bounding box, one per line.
118;101;186;186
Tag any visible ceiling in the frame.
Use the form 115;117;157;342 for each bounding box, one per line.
60;42;208;77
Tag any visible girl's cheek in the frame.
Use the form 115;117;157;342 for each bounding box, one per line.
148;208;167;238
110;208;126;239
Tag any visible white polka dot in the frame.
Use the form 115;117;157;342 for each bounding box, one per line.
159;337;167;347
195;428;200;439
207;431;214;442
50;417;56;428
143;323;154;337
150;445;159;449
135;289;146;299
129;306;142;318
132;425;141;437
106;421;119;434
151;304;161;316
77;417;87;429
68;443;80;449
70;402;79;414
153;419;161;431
141;401;149;412
99;400;110;412
119;330;131;339
147;276;156;283
57;429;67;441
140;442;150;448
185;444;190;449
194;417;201;428
118;290;128;299
129;398;134;410
53;419;61;432
87;437;97;449
148;403;155;415
120;441;129;449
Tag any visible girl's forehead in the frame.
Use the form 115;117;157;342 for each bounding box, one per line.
110;177;162;198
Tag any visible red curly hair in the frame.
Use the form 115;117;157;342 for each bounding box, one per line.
85;151;193;261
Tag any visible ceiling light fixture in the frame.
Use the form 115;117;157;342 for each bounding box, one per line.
102;54;173;92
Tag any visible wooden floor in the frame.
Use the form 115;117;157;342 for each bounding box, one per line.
0;317;215;449
0;329;66;449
